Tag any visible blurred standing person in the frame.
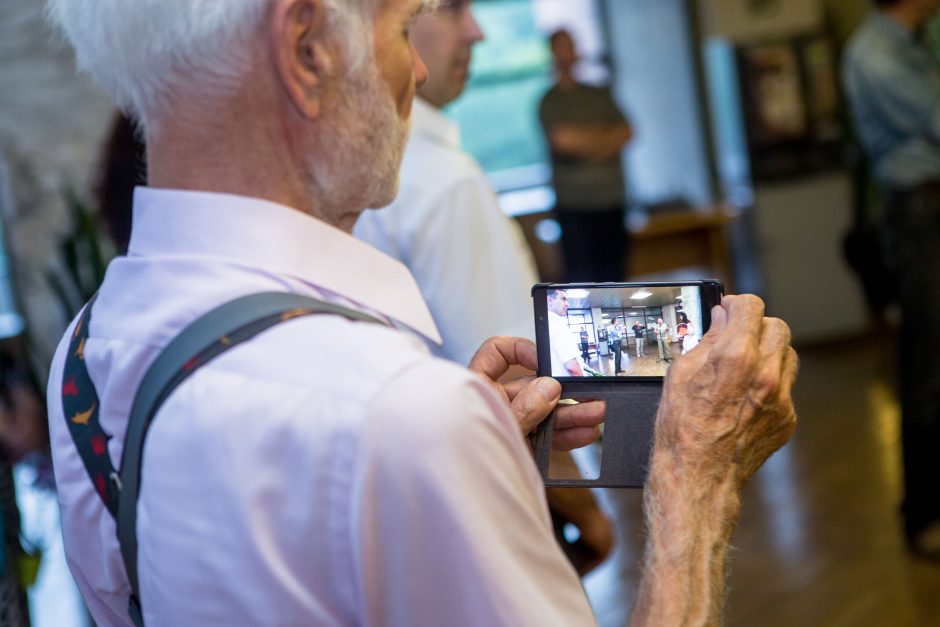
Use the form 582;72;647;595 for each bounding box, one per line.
678;313;699;355
607;318;623;375
632;319;646;357
654;318;672;363
843;0;940;558
578;326;590;362
355;1;613;570
539;30;633;283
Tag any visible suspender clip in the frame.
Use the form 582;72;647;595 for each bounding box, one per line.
110;471;123;494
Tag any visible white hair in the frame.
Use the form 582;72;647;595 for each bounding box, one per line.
46;0;378;129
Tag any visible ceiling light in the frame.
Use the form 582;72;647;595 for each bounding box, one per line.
631;290;652;300
567;289;590;299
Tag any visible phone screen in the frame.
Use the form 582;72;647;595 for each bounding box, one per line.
533;281;722;380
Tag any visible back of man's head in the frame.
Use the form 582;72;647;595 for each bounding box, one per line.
47;0;376;132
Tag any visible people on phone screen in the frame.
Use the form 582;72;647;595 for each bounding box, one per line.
547;289;585;376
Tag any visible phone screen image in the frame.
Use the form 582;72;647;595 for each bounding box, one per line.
533;282;721;380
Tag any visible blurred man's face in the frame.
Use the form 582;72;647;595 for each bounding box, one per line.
548;291;569;316
410;0;484;107
374;0;431;120
550;31;577;74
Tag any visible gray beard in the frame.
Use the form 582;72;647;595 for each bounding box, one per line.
306;58;410;218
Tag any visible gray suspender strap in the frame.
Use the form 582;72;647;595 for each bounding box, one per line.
116;292;385;625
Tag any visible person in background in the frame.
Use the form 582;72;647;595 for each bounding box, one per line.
578;326;590;362
632;319;646;357
353;0;613;571
607;318;623;375
539;29;633;283
0;351;44;627
677;312;698;356
843;0;940;559
654;317;672;363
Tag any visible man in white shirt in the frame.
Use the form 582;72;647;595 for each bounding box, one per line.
355;0;614;575
354;0;537;367
46;0;799;625
547;289;585;377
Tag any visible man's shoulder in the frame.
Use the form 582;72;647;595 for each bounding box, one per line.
844;17;902;76
362;356;511;448
207;313;430;393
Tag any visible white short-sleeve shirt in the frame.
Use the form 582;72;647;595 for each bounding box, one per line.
548;311;581;376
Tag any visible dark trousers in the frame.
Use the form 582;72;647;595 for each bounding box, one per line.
885;184;940;538
611;342;622;373
556;207;628;282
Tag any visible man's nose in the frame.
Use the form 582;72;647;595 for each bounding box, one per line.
412;41;429;89
463;9;484;44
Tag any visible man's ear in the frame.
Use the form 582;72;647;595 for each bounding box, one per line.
271;0;331;120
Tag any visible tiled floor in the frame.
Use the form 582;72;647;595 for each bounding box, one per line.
585;347;675;377
579;335;940;626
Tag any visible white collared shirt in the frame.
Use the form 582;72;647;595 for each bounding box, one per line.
46;188;593;626
548;311;581;377
355;98;539;366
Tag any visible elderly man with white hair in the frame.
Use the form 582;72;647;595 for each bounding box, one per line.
45;0;799;625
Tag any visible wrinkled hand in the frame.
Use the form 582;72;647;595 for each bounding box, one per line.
468;337;604;451
654;294;798;488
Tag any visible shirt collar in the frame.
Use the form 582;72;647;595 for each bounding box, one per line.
412;98;461;149
128;187;442;345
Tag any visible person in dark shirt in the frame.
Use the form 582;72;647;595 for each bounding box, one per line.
632;319;646;357
539;30;633;283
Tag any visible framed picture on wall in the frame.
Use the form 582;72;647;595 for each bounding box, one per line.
739;43;807;143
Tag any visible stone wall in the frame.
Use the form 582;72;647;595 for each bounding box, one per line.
0;1;116;376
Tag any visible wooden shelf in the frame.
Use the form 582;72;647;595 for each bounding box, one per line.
628;206;736;288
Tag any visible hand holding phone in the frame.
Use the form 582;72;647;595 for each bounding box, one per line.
531;281;724;488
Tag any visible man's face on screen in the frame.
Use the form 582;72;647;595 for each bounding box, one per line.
548;291;569;316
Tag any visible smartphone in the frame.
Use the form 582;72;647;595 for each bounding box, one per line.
532;281;724;381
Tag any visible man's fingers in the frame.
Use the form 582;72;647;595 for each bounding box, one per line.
553;400;605;430
552;426;602;451
722;294;765;337
468;337;538;383
780;346;799;400
707;304;728;336
510;377;561;435
751;317;792;404
502;374;537;400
